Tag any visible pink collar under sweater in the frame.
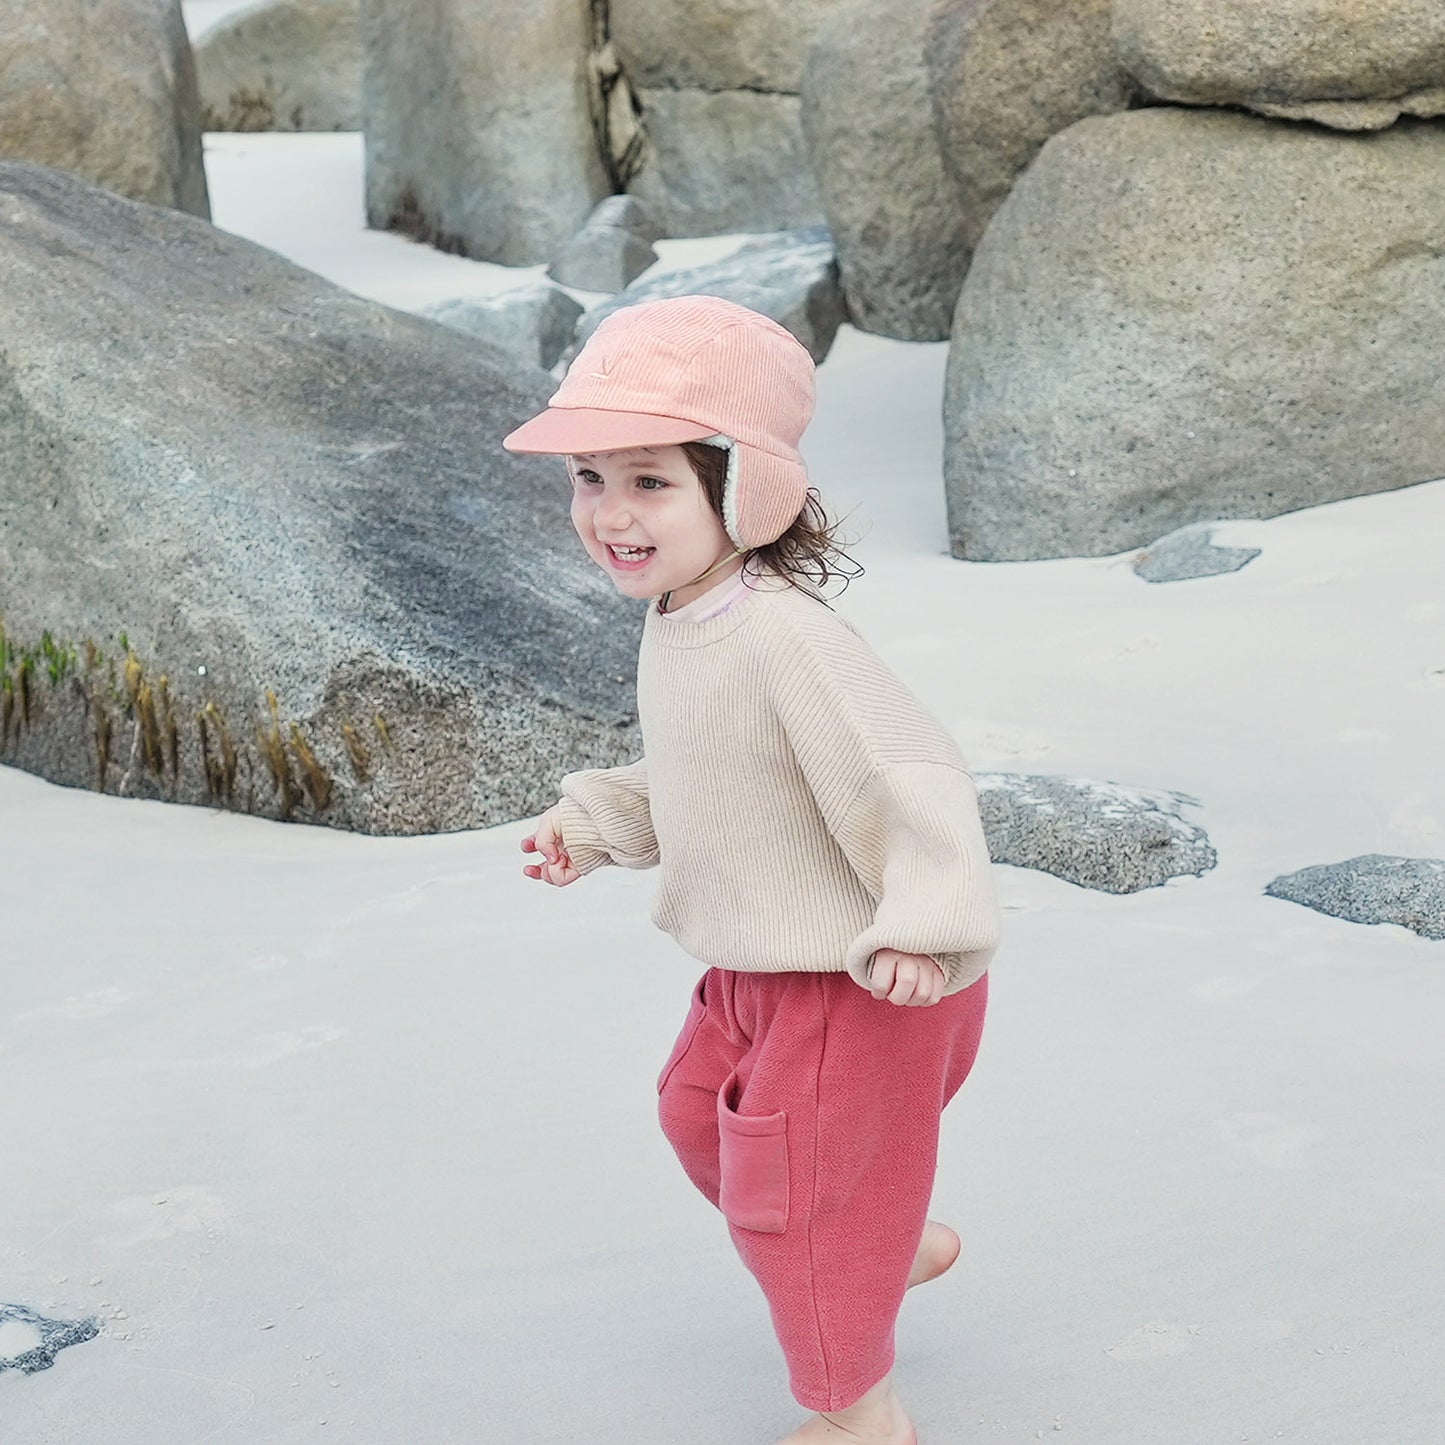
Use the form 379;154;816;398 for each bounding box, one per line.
656;565;755;624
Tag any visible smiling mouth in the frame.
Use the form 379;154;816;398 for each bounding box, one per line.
606;545;655;565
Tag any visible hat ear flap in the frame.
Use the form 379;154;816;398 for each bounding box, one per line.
721;440;742;549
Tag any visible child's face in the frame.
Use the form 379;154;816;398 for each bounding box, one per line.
568;444;735;601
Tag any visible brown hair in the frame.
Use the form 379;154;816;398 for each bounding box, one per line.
681;441;862;602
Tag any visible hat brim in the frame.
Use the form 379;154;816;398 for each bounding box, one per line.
503;406;719;456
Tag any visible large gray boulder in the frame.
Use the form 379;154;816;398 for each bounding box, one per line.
925;0;1134;258
801;0;966;342
610;0;830;235
1113;0;1445;132
361;0;608;264
944;108;1445;562
610;0;834;91
0;0;208;217
0;162;641;834
197;0;362;132
977;773;1216;893
626;89;825;238
571;228;845;365
1266;856;1445;941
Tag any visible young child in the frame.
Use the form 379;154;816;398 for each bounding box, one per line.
506;296;1000;1445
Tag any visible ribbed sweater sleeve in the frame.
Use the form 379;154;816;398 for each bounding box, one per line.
768;610;1001;995
832;762;1001;992
556;758;659;874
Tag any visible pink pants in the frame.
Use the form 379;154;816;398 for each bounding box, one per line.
656;966;988;1411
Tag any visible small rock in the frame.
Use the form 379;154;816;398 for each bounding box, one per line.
419;283;583;372
1132;522;1261;582
0;1303;100;1375
571;226;845;363
976;772;1217;893
1265;855;1445;940
548;195;660;293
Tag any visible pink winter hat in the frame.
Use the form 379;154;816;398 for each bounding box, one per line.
502;295;816;549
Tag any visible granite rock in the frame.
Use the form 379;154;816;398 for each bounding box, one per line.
1113;0;1445;131
548;195;660;294
926;0;1134;257
197;0;361;132
1266;855;1445;940
626;88;825;237
421;284;584;371
361;0;607;264
0;162;641;834
977;772;1216;893
944;109;1445;560
571;227;844;364
0;0;208;216
801;0;967;341
1132;523;1261;583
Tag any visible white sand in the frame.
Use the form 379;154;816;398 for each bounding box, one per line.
3;129;1443;1443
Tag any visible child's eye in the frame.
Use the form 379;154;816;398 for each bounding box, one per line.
637;475;668;491
573;468;602;486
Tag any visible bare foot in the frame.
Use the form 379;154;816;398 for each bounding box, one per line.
907;1219;961;1289
774;1375;917;1444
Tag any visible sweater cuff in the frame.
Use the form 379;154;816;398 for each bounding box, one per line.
554;797;615;877
846;933;996;998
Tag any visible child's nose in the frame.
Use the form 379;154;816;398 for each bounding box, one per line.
595;490;633;532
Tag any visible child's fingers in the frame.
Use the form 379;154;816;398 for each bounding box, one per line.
909;966;942;1007
907;961;946;1007
868;951;896;1000
886;959;920;1006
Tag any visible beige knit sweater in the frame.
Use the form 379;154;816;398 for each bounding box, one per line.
555;574;1001;995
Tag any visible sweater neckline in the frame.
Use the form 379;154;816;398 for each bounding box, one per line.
647;570;792;649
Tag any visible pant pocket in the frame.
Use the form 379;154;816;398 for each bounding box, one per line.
717;1073;789;1234
656;972;709;1094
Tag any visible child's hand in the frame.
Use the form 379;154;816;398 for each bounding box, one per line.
521;805;580;887
866;949;947;1006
